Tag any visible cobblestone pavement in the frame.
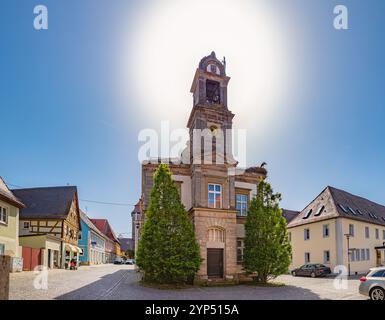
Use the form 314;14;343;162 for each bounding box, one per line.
9;265;366;300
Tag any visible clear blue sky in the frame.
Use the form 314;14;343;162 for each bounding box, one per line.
1;0;385;236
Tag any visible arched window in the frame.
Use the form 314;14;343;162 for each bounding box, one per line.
207;227;225;242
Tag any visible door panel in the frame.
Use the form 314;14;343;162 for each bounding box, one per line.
207;248;224;278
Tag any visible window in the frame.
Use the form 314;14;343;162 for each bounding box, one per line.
355;249;360;261
0;243;4;255
208;184;222;209
237;239;244;263
207;227;225;242
323;224;330;238
305;252;310;264
338;204;349;213
304;229;310;240
23;222;30;229
366;249;370;261
383;230;385;240
371;270;385;278
303;209;312;219
350;250;355;262
236;194;248;216
0;206;8;225
375;228;379;240
288;232;292;242
206;80;221;104
314;205;325;217
324;250;330;264
361;249;366;261
349;224;355;237
365;226;370;239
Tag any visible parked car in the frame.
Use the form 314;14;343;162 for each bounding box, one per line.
125;259;135;265
291;264;331;278
113;258;123;265
359;267;385;300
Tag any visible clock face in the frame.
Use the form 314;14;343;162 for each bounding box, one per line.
209;125;219;136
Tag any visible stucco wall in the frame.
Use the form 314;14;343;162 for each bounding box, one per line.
0;200;20;257
289;217;385;274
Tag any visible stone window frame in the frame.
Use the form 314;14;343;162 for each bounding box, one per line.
207;227;225;243
236;238;245;264
235;188;250;217
207;183;223;209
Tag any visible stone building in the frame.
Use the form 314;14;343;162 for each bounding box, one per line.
135;52;267;281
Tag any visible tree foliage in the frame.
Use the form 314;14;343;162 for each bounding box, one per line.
136;164;201;284
243;181;292;283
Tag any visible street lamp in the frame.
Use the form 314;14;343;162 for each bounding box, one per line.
344;233;352;277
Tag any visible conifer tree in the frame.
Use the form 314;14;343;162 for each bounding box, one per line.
243;181;292;283
136;164;201;284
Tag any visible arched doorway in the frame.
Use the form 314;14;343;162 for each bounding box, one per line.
207;227;225;278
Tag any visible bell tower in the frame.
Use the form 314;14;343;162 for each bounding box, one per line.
187;51;235;164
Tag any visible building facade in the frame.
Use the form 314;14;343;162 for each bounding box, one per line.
91;219;120;263
78;211;106;265
13;186;83;269
288;186;385;275
0;177;25;272
136;52;267;281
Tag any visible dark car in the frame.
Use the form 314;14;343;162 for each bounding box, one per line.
113;258;123;265
291;264;331;278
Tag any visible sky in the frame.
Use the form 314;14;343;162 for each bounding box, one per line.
1;0;385;237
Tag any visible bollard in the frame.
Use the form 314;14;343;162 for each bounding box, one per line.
0;255;10;300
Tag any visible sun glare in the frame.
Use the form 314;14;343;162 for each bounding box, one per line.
123;0;294;133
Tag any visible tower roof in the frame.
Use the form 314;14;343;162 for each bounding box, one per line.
198;51;226;76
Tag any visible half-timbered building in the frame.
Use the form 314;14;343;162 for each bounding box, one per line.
12;186;82;269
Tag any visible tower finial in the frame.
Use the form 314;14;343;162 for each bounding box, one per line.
210;51;216;58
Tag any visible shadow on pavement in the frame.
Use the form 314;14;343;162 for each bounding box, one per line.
56;269;131;300
56;270;322;300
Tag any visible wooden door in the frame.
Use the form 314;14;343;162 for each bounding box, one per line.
22;247;42;271
207;248;224;278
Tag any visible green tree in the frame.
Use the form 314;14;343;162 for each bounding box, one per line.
136;164;201;284
243;181;292;283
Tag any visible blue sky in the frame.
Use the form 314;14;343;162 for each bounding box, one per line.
1;0;385;236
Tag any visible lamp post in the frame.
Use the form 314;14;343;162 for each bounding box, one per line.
344;233;351;277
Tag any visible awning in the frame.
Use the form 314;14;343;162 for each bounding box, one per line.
65;244;83;254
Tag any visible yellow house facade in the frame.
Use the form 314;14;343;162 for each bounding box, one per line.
0;177;25;259
288;186;385;275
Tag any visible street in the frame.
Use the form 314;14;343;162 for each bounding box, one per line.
9;264;366;300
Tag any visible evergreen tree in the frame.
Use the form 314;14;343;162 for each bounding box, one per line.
243;181;292;283
136;164;201;284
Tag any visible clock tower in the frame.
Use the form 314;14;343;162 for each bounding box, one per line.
187;51;235;164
